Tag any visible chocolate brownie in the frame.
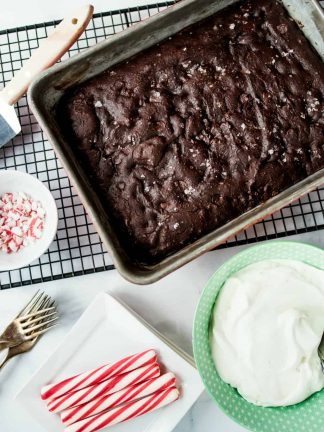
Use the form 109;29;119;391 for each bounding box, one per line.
58;0;324;263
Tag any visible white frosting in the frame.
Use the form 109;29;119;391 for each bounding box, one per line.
210;259;324;407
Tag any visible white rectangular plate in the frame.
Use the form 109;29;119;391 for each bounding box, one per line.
16;292;204;432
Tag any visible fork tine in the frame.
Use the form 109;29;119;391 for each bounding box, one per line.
26;294;51;320
24;293;48;318
15;290;41;318
24;296;58;340
26;323;59;340
21;295;55;340
20;310;57;326
35;295;50;311
24;316;59;334
19;307;56;322
27;292;48;312
32;297;54;323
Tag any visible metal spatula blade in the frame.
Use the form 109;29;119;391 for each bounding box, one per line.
0;99;21;148
0;5;93;149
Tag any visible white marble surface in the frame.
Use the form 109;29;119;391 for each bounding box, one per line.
0;0;168;31
0;232;323;432
0;1;324;431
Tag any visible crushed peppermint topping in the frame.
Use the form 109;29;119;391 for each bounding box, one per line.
241;123;246;130
307;98;320;113
229;23;235;29
173;223;180;229
94;101;103;108
281;49;294;57
182;60;191;69
184;186;195;195
198;66;207;74
0;192;46;254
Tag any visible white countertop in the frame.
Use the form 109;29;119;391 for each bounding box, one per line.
0;0;156;31
0;232;323;432
0;1;324;431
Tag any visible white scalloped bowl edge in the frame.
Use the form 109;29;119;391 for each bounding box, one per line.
0;170;58;271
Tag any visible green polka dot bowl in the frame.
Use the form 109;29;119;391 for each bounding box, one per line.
193;241;324;432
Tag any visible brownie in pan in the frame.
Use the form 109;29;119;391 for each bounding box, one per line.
58;0;324;264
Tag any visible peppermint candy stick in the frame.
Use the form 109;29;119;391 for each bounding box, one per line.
41;349;157;400
48;363;160;413
64;386;179;432
61;372;176;426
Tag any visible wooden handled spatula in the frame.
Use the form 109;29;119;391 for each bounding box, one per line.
0;4;93;148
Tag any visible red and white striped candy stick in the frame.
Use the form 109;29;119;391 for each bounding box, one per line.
61;372;176;426
41;349;156;401
48;363;160;413
64;386;179;432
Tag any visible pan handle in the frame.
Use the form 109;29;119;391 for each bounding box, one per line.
0;5;94;106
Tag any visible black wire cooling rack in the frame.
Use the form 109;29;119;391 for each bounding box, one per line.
0;2;323;289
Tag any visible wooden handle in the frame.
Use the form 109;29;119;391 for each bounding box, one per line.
0;5;94;106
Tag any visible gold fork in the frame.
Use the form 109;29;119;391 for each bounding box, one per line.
0;291;58;350
0;296;58;371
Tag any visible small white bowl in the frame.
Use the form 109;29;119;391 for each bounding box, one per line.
0;170;58;271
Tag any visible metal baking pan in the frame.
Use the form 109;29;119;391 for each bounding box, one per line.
27;0;324;284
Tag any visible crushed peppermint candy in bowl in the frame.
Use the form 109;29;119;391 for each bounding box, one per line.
0;192;46;253
0;170;58;271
